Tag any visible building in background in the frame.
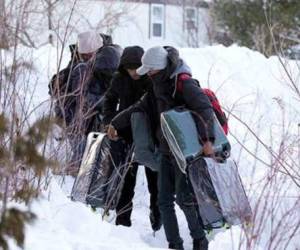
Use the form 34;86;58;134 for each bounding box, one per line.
75;0;212;48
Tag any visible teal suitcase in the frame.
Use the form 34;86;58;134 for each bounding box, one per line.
161;108;231;173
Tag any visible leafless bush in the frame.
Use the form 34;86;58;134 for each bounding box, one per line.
0;0;66;248
232;105;300;249
218;37;300;250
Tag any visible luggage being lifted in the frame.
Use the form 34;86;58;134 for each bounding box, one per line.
161;107;231;173
160;108;252;229
71;132;131;211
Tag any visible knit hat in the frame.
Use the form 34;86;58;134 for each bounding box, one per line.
137;46;168;75
77;31;103;54
120;46;144;70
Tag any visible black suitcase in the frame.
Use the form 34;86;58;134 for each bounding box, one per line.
71;132;131;211
188;157;252;229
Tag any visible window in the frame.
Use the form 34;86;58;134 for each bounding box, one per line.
150;4;165;38
185;7;197;31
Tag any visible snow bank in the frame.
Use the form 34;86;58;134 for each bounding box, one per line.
6;44;300;250
9;176;166;250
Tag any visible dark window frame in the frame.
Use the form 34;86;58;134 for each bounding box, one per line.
149;3;166;39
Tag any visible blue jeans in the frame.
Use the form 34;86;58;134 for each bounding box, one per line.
158;154;205;248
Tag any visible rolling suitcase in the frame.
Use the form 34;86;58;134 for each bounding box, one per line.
71;132;131;210
160;108;231;173
131;112;161;172
160;108;251;228
71;132;105;203
188;157;252;229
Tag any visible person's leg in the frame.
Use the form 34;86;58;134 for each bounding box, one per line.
158;155;183;249
173;158;206;245
145;167;159;210
115;163;138;227
145;166;161;231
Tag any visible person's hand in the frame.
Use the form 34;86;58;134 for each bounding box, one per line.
107;124;118;140
202;141;214;157
102;124;109;133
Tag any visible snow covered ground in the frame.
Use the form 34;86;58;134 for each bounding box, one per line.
6;44;300;250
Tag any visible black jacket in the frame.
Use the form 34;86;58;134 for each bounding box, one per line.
111;46;215;153
68;44;121;134
87;45;122;111
102;46;151;141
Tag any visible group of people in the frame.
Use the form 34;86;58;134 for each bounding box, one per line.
51;30;215;250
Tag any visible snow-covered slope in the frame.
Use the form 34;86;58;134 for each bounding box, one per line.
7;45;300;250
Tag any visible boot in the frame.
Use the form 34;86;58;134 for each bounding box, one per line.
168;243;184;250
115;216;132;227
149;207;162;231
193;237;209;250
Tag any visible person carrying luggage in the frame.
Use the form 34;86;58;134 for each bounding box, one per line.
103;46;161;231
64;31;121;176
108;46;215;250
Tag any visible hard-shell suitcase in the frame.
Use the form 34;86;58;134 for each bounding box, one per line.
188;157;252;228
160;108;251;229
71;132;105;203
160;108;231;173
71;132;131;210
131;112;161;172
86;136;131;210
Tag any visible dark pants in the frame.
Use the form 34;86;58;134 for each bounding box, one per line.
116;162;159;225
158;154;205;248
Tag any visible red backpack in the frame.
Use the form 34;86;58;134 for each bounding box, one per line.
176;73;229;135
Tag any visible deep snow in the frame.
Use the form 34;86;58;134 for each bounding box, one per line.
6;44;300;250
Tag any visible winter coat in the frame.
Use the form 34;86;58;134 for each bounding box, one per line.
49;44;80;125
111;46;215;154
102;46;151;141
68;44;121;135
87;45;122;111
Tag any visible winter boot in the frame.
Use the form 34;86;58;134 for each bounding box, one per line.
149;208;162;231
115;215;132;227
168;243;184;250
193;236;209;250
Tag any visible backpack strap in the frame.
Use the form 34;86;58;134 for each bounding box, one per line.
203;88;228;134
176;76;229;135
176;73;192;94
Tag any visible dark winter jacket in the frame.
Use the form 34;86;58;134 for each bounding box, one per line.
102;46;151;141
87;45;122;111
49;44;81;124
111;46;215;153
67;44;121;134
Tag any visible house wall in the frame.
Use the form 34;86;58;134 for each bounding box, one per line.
72;0;211;48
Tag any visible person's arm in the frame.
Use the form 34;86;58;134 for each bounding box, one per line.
181;79;215;144
102;76;120;126
69;63;88;98
85;74;106;113
107;92;150;139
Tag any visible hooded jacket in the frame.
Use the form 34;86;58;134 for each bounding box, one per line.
68;44;121;134
111;46;215;153
102;46;152;141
